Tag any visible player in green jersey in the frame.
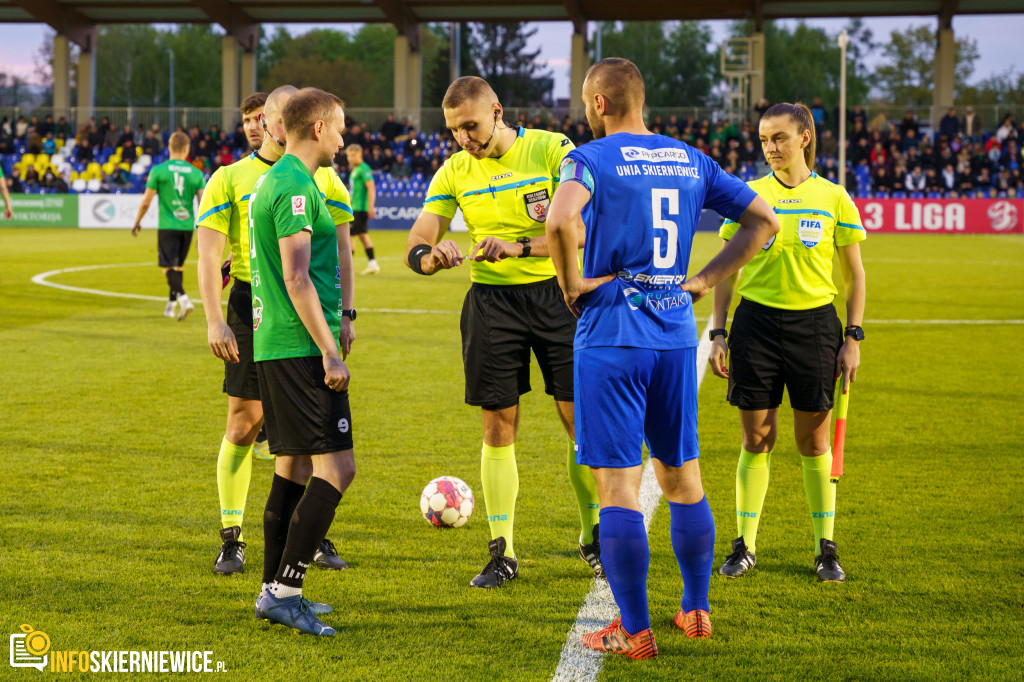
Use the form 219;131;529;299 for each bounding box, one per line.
405;76;602;589
131;131;206;320
345;144;379;274
196;89;354;575
0;162;12;220
250;87;353;637
711;102;867;583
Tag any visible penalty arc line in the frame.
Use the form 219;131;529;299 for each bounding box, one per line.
550;317;715;682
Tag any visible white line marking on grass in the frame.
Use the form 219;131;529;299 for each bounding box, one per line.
31;265;1024;325
551;317;715;682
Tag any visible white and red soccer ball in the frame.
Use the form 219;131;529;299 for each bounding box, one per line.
420;476;474;528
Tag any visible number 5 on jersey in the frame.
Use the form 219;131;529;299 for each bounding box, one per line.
652;188;679;268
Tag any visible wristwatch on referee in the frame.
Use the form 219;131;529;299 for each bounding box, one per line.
342;309;357;321
516;237;532;258
844;325;864;341
709;328;727;341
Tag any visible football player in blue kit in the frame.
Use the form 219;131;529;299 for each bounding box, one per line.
546;58;779;659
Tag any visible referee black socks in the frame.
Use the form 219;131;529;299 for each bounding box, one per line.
272;477;343;589
365;247;375;261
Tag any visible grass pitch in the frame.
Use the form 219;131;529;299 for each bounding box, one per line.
0;227;1021;680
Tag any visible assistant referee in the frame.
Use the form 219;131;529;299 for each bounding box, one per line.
405;76;602;589
710;102;867;583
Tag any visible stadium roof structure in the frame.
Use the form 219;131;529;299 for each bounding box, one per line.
1;0;1021;48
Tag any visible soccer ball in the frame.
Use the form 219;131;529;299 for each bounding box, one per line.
420;476;474;528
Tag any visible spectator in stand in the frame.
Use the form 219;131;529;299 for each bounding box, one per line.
986;138;1002;165
40;115;54;137
42;168;68;193
391;153;411;178
939;108;961;139
996;114;1016;144
1003;140;1020;170
905;165;926;192
56;116;71;140
87;124;103;148
133;124;146;147
870;140;887;168
852;136;871;166
118;125;134;147
924;167;941;193
850;119;869;147
380;113;404;142
572;121;592;145
122;139;138;163
102;167;131;193
215;145;234;169
850;104;867;130
26;128;43;154
231;123;246;151
143;129;162;156
409;147;430;176
15;116;28;138
0;131;14;154
103;123;120;149
898;110;919;140
809;96;826;133
149;124;165;153
976;167;994;192
22;167;40;191
819;128;837;159
367;146;386;171
42;133;56;155
961;107;980;141
754;98;770;120
872;166;892;195
740;138;758;163
1;117;10;135
76;138;94;163
6;168;24;193
941;163;958;191
901;128;920;152
996;169;1012;193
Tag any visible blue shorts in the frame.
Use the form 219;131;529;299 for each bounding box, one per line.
574;346;700;469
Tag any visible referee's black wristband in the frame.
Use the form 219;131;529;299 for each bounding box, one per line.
709;328;727;341
408;243;433;275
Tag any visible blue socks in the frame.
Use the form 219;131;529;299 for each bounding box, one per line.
599;506;650;636
668;497;715;613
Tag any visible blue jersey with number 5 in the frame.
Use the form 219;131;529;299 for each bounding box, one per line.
560;133;756;350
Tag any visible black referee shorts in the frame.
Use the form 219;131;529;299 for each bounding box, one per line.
157;229;193;267
460;277;576;411
256;356;354;456
727;298;843;413
349;211;369;236
223;280;261;401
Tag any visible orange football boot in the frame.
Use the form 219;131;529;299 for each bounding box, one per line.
580;618;658;660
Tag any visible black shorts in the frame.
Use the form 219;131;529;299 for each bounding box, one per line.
157;229;193;267
223;280;261;400
727;298;843;412
256;356;354;456
349;211;369;235
460;277;576;410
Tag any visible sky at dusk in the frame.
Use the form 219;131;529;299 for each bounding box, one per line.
0;15;1020;100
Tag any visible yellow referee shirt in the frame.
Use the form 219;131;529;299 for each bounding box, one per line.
198;152;353;283
422;127;573;285
721;172;865;310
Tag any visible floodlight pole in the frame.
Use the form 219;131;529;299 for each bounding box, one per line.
166;48;175;130
838;29;849;190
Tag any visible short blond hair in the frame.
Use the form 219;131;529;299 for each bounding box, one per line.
282;88;345;141
345;144;363;155
168;131;190;154
442;76;497;109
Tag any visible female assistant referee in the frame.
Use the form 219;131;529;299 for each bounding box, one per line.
710;102;866;583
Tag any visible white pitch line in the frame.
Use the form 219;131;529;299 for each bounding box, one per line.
30;264;1024;324
551;317;715;682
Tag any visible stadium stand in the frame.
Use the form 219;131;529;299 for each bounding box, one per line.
1;108;1022;199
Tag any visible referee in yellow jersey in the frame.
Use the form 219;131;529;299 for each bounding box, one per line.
405;76;602;589
710;102;866;583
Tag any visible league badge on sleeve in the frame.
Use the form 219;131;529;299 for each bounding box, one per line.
524;189;550;222
292;195;306;216
798;218;823;248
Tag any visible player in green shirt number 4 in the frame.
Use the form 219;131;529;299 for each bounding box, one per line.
132;131;207;320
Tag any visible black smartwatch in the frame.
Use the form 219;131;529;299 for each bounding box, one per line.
709;328;727;341
341;309;357;321
844;325;864;341
517;237;532;258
